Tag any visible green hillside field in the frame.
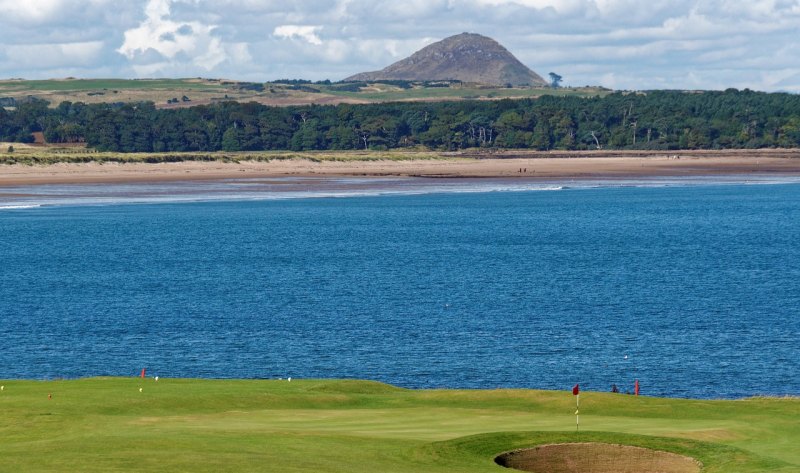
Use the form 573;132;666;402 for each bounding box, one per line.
0;78;608;108
0;378;797;472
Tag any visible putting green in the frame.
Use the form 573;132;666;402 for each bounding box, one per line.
0;378;797;472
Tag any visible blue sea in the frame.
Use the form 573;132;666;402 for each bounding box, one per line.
1;176;799;399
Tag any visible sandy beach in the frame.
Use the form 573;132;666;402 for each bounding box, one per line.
1;149;799;186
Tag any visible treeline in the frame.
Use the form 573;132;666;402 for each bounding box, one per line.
1;89;800;152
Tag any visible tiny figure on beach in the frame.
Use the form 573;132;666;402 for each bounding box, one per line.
611;384;619;393
634;379;640;396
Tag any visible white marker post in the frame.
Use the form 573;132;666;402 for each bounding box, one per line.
572;384;580;432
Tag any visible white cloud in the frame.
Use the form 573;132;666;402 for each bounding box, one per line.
3;41;105;68
0;0;119;27
0;0;71;23
117;0;250;76
473;0;583;13
273;25;323;45
118;0;219;67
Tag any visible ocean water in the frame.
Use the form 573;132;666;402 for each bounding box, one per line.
1;177;799;399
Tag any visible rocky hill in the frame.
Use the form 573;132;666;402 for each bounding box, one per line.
345;33;547;87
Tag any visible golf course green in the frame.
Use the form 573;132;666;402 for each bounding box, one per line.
0;378;797;472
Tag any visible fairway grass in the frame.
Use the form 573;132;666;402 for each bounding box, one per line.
0;378;797;472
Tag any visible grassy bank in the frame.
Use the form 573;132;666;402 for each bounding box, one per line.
4;145;799;167
0;145;450;165
0;378;797;472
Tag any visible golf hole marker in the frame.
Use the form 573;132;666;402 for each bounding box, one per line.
572;384;580;431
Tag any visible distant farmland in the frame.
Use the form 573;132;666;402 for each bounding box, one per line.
0;78;609;108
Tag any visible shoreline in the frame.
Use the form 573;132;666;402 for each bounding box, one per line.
2;149;800;186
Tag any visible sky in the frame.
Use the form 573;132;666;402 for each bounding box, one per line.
0;0;799;92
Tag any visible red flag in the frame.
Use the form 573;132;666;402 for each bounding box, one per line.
634;379;640;396
140;368;146;379
572;384;579;395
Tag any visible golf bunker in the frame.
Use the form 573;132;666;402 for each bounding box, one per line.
495;442;701;473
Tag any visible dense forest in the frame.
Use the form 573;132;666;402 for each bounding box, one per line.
2;89;799;152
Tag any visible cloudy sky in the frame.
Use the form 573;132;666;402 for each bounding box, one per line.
1;0;798;91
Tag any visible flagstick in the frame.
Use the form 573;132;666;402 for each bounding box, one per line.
576;393;580;432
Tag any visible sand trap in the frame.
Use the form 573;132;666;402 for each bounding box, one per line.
495;443;701;473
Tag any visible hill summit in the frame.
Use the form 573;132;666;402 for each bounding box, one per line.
345;33;547;87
